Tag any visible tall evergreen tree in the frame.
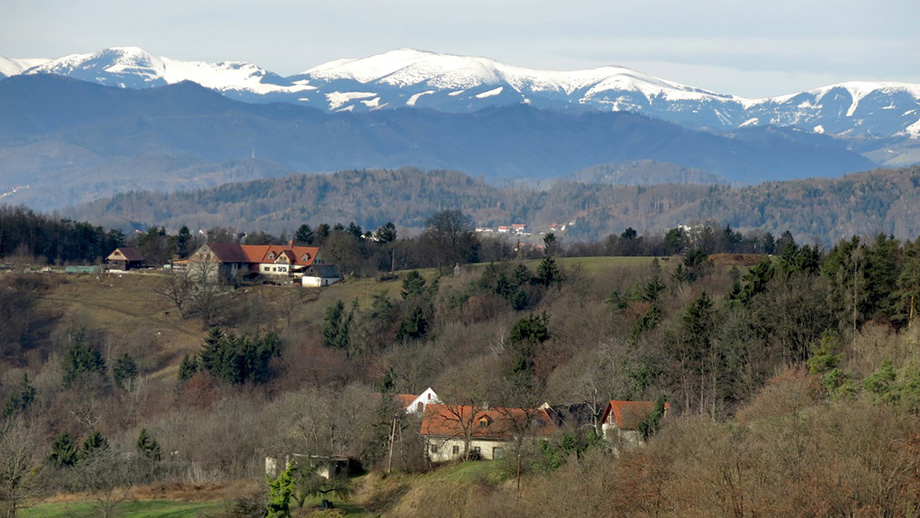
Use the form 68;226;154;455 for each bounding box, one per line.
536;256;561;287
112;353;138;390
79;430;109;460
49;432;78;468
294;224;315;245
63;330;107;387
322;301;353;352
136;428;162;461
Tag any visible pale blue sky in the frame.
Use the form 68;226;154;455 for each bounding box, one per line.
2;0;918;98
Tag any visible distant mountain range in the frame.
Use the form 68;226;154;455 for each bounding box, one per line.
0;75;877;211
3;47;920;144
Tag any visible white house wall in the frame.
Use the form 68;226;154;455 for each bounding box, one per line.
425;437;513;462
260;263;290;275
302;276;342;287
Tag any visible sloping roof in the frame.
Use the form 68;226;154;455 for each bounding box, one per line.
107;246;144;262
308;264;341;278
599;400;669;430
240;245;271;263
543;402;596;429
205;243;252;263
420;404;558;440
395;394;417;410
199;244;320;266
257;245;318;266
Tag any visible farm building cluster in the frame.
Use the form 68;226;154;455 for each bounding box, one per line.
105;243;342;287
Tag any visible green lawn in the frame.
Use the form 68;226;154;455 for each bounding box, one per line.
20;500;225;518
556;255;661;273
435;460;507;483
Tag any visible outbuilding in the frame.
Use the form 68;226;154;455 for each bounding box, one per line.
105;247;145;271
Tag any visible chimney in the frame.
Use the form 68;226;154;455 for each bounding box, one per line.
289;239;294;248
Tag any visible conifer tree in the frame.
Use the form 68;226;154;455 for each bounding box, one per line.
112;353;138;390
266;461;296;518
136;428;162;462
49;432;77;468
80;430;109;460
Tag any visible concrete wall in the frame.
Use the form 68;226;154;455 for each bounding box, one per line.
302;276;341;287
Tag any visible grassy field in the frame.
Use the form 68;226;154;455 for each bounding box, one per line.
20;500;225;518
22;254;719;379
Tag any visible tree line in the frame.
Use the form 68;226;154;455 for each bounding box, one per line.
0;205;124;265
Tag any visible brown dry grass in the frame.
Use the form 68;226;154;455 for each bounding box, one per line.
41;479;262;504
708;253;766;266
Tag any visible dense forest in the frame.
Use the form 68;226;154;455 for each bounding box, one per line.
0;206;124;265
64;165;920;245
1;201;920;516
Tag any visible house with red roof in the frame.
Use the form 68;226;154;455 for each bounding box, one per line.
395;387;441;415
599;400;669;450
188;243;322;283
419;403;558;462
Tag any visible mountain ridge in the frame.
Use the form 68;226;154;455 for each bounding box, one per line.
0;74;877;210
5;47;919;140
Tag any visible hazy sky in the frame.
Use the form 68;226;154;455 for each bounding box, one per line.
2;0;918;98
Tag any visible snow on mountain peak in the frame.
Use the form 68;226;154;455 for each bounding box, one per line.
297;48;734;102
5;46;920;139
25;47;166;84
301;48;440;83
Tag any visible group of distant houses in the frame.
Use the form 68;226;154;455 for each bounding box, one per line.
407;389;667;462
266;388;667;477
105;242;342;287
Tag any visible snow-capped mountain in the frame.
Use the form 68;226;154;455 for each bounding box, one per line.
5;47;920;140
0;56;50;78
22;47;313;97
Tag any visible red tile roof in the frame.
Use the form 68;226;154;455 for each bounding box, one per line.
600;400;669;430
395;394;417;410
420;404;558;440
201;244;319;266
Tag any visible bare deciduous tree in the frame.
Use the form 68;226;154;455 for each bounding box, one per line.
0;418;43;518
155;268;192;318
73;448;142;518
188;262;230;328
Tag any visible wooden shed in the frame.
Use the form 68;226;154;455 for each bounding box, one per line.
105;247;145;271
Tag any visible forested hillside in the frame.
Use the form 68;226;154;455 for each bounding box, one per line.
1;227;919;516
66;165;920;245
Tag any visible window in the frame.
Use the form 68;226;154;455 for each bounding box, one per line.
417;402;424;412
267;252;275;260
452;445;460;455
493;447;505;460
472;446;481;454
430;445;439;454
478;416;491;428
301;253;311;262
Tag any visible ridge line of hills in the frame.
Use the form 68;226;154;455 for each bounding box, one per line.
62;165;920;246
